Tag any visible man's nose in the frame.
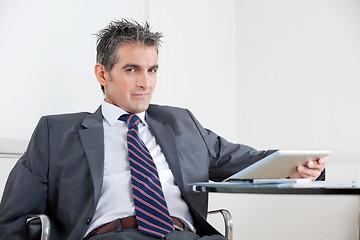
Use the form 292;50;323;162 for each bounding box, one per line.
136;72;151;88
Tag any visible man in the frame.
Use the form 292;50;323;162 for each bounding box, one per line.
0;19;327;240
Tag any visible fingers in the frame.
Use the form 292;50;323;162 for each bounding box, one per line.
317;156;329;165
306;160;325;171
296;165;320;181
289;172;302;179
296;157;328;180
289;170;317;180
290;156;329;180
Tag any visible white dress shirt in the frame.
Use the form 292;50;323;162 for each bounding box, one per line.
85;101;194;235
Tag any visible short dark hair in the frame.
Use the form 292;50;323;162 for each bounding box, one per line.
95;19;163;92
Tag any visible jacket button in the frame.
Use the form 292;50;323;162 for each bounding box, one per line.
86;218;91;224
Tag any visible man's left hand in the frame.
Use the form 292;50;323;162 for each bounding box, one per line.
290;156;329;181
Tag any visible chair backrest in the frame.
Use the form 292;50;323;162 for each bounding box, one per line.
0;138;27;199
0;156;19;199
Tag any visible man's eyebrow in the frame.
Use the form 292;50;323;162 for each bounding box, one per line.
122;63;140;69
121;64;159;69
150;64;159;69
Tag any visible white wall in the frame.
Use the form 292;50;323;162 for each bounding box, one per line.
4;0;359;162
149;0;360;164
234;1;360;239
149;1;360;239
0;0;149;140
235;0;360;162
149;0;237;141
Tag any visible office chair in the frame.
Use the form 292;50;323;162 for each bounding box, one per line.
26;215;50;240
208;209;233;240
26;210;232;240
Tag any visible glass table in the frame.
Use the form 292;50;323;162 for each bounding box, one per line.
190;180;360;195
190;180;360;240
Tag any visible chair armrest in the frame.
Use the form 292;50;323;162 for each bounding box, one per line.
208;209;233;240
26;214;51;240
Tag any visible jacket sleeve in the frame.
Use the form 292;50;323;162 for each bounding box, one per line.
0;117;49;239
186;109;325;182
185;109;276;181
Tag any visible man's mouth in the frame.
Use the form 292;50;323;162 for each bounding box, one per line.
132;92;149;97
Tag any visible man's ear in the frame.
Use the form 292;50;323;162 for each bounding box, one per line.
95;63;109;87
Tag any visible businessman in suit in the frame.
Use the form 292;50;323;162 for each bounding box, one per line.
0;19;327;240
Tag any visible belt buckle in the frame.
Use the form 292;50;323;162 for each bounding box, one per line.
173;223;185;231
173;217;186;231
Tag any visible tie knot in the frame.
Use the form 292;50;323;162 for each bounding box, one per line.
119;114;141;128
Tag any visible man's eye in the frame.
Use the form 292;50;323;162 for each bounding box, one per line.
126;68;136;72
149;68;157;73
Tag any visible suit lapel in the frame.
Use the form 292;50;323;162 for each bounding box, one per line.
79;107;104;203
78;105;186;203
145;112;186;192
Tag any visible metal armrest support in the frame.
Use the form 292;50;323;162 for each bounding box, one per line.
208;209;233;240
26;214;51;240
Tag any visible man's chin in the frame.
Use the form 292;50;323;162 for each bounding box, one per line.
129;104;150;114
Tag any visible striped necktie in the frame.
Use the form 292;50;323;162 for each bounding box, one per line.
119;114;175;238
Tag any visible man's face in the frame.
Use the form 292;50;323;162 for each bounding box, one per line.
96;44;158;113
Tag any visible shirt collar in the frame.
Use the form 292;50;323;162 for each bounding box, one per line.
101;100;147;126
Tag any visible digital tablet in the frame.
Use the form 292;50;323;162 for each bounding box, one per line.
224;150;331;181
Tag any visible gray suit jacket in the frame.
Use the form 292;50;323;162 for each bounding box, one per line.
0;104;272;239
